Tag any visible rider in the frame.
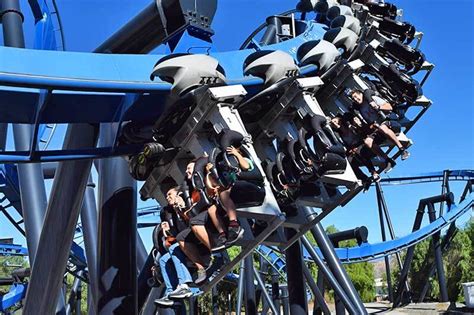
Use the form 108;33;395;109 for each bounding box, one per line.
154;187;194;306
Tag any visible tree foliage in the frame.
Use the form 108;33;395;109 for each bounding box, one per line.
391;219;474;303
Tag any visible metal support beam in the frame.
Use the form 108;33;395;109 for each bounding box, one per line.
23;123;99;315
301;236;357;314
393;193;453;307
244;255;257;315
80;176;99;313
212;286;219;315
306;210;367;314
253;265;280;315
97;124;138;314
302;262;330;315
236;261;245;315
285;228;308;315
269;260;281;312
426;203;448;302
375;182;410;295
375;185;392;302
418;223;457;302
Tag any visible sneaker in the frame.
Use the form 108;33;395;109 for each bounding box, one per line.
168;284;193;299
211;234;227;252
194;268;207;285
154;295;174;306
226;226;244;246
401;150;410;161
383;159;396;173
372;173;381;182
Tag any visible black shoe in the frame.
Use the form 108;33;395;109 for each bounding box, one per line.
154;296;174;306
211;234;227;252
226;226;244;246
194;268;207;285
168;284;193;299
384;158;396;173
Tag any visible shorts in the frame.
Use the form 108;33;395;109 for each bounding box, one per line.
189;211;209;227
175;228;199;243
383;120;401;133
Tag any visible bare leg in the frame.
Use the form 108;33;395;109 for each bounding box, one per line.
191;225;212;250
208;205;225;234
378;125;404;149
218;188;237;221
179;240;206;270
364;137;389;160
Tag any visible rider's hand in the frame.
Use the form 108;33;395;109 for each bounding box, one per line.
226;146;239;156
205;163;214;172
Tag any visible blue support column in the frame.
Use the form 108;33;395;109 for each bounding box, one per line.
97;124;138;314
1;0;66;313
23;123;99;315
285;228;308;315
81;176;99;313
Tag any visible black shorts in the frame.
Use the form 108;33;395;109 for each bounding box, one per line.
383;120;401;133
189;210;209;227
175;228;199;243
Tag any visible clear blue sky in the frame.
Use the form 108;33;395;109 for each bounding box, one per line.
0;0;472;252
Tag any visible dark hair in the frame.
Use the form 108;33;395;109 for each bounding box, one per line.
350;89;362;96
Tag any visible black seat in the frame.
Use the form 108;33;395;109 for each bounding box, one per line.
378;39;425;74
365;64;421;104
378;18;416;44
298;115;347;176
367;2;398;19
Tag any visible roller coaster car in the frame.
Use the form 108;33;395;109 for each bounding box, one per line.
366;2;398;19
239;50;299;122
284;138;317;180
210;130;266;208
262;159;299;210
298;116;347;176
237;77;293;124
364;63;421;104
330;15;362;35
297;40;341;74
378;18;416;44
323;27;359;57
150;54;227;143
377;39;425;75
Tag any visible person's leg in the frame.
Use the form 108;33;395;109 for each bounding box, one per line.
178;240;206;270
158;253;178;296
179;240;209;285
378;124;404;149
169;243;193;285
218;188;238;221
191;225;212;250
207;204;225;235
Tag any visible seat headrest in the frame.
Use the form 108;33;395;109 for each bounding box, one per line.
296;40;340;73
150;53;226;96
243;50;299;86
219;129;244;149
